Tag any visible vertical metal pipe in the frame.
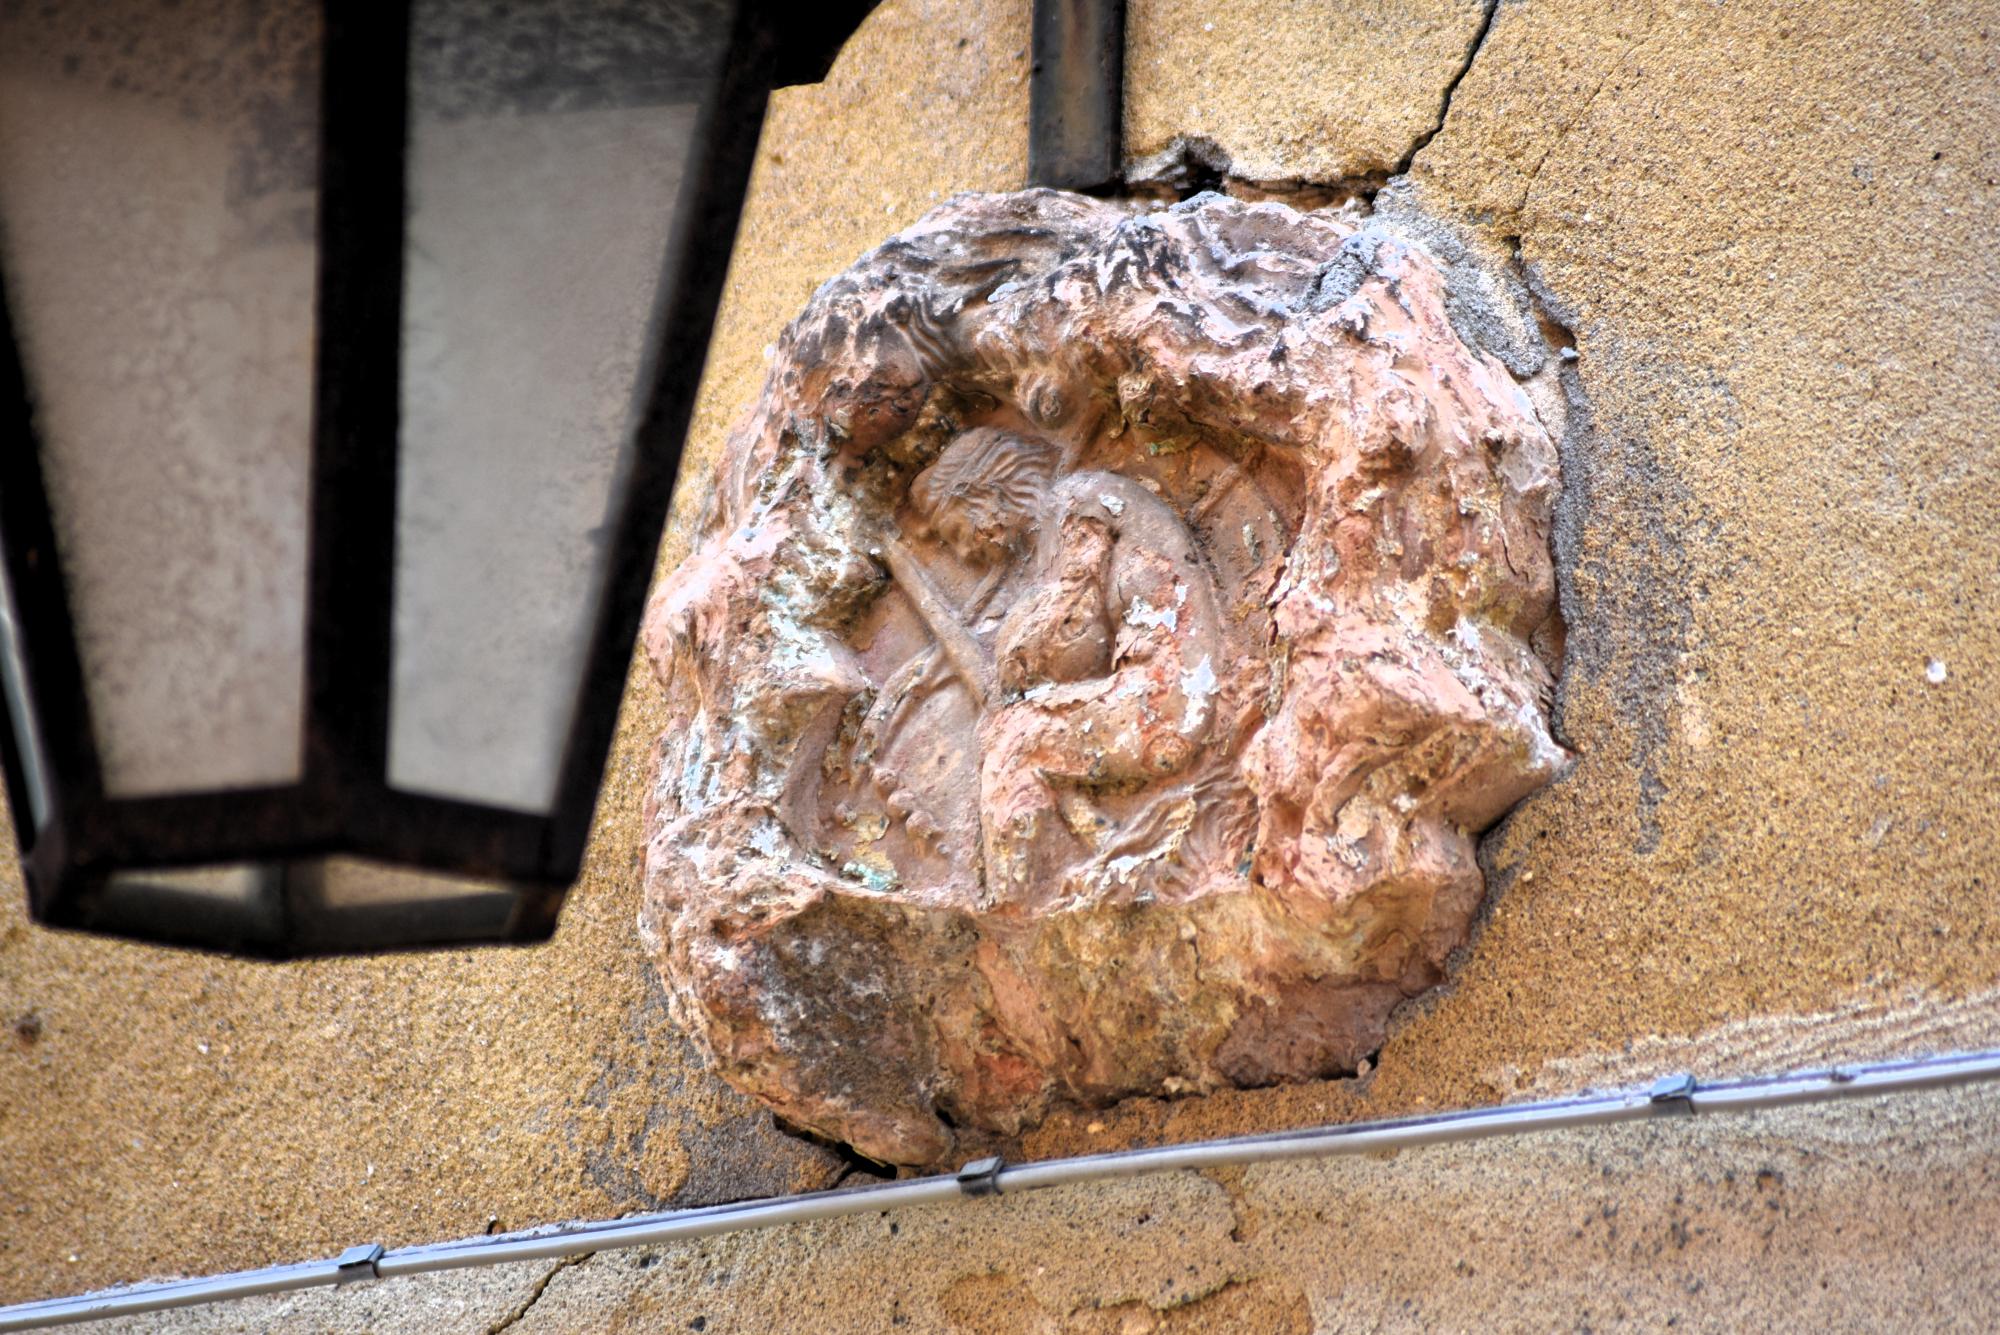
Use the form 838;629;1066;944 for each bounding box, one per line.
1028;0;1125;190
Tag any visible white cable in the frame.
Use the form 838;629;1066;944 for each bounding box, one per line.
4;1048;1998;1331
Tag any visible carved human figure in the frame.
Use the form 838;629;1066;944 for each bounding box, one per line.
868;426;1223;908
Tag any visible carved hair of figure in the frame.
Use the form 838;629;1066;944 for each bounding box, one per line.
909;426;1058;557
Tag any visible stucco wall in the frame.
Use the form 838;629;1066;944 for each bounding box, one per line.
2;0;1997;1327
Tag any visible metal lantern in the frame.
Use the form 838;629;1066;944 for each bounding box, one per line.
0;0;876;956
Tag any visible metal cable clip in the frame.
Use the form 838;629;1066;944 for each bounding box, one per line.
1648;1073;1698;1116
956;1156;1006;1198
334;1244;384;1285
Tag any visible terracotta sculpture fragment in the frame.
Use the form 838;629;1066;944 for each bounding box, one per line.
640;190;1568;1165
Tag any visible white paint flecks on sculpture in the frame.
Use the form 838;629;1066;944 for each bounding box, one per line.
640;190;1569;1165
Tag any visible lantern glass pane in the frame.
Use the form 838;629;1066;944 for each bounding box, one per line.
311;857;516;914
0;0;320;797
98;859;522;950
105;865;270;905
389;0;728;813
292;859;526;953
96;863;284;948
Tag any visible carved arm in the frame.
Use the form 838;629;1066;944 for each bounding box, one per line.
881;538;996;707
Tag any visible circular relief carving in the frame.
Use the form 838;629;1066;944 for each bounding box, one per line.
640;190;1567;1165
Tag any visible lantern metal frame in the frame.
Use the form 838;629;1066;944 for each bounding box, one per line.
0;0;877;956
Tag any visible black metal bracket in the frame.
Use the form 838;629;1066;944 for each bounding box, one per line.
1028;0;1125;190
956;1155;1006;1198
1648;1073;1698;1116
333;1244;384;1286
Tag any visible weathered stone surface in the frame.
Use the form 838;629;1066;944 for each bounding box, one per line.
640;189;1567;1164
1124;0;1490;187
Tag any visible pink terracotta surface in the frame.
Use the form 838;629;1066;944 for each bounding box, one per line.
640;190;1566;1165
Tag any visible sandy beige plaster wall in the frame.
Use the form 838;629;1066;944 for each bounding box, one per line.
119;1010;2000;1332
2;0;1997;1323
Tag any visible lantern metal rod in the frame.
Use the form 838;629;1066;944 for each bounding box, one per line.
5;1047;2000;1330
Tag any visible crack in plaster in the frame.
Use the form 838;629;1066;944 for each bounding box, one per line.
1127;0;1501;207
483;1254;592;1335
1395;0;1503;179
1517;7;1668;218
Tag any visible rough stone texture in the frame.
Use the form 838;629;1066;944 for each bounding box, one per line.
639;191;1565;1163
1;0;1998;1325
120;991;2000;1332
1124;0;1490;186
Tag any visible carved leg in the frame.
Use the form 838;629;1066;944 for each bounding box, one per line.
975;707;1081;910
855;647;943;772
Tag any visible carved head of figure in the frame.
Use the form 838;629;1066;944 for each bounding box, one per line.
909;426;1058;565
